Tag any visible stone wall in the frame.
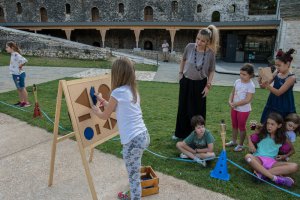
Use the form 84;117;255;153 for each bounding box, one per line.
277;20;300;69
0;26;109;60
0;0;277;23
280;0;300;20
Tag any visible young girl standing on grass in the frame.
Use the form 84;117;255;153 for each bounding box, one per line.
246;113;298;187
260;48;296;123
92;57;150;200
226;63;255;152
5;41;30;107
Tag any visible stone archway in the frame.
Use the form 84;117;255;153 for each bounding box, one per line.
212;11;220;22
93;42;101;47
144;41;153;50
0;7;5;22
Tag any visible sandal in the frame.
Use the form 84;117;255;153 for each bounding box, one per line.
118;191;130;200
225;141;236;147
234;145;243;152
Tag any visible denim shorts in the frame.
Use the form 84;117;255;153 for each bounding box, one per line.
12;72;26;89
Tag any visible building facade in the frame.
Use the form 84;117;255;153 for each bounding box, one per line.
0;0;287;63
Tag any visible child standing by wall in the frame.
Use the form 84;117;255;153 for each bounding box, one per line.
226;64;255;152
245;112;298;187
162;40;169;62
6;41;30;107
259;48;296;123
92;57;150;200
176;115;215;167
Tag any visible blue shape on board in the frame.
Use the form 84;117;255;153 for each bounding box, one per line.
90;86;97;105
210;150;230;181
84;127;94;140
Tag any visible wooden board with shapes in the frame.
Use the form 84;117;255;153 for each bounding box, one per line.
66;75;118;148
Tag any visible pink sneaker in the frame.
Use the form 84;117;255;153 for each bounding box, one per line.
274;176;294;187
20;102;31;107
117;191;130;200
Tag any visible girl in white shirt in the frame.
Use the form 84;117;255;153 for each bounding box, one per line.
5;41;30;107
92;57;150;200
226;63;255;152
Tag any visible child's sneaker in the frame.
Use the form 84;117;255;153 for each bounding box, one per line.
234;145;243;152
117;191;130;200
13;101;22;106
225;141;236;147
180;153;189;159
20;102;31;107
274;176;294;187
194;157;207;167
171;134;179;140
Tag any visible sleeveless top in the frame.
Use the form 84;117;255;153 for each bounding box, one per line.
265;73;296;114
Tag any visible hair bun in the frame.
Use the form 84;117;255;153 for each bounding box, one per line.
286;48;295;56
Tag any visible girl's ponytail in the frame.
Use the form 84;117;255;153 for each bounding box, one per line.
6;41;21;54
207;25;219;53
276;48;295;63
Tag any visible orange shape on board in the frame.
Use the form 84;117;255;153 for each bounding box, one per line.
110;118;117;129
103;119;111;130
98;84;111;101
75;88;91;108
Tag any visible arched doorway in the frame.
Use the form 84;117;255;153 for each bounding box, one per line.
0;7;5;22
91;7;100;22
212;11;220;22
93;42;101;47
40;7;48;22
144;6;153;21
144;41;153;50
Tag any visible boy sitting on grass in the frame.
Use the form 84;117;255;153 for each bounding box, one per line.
176;115;215;167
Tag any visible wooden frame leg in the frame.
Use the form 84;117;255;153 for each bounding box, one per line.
48;81;63;186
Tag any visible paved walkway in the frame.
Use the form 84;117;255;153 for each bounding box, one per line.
0;113;232;200
0;52;299;200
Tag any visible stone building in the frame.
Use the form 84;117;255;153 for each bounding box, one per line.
0;0;297;64
277;0;300;67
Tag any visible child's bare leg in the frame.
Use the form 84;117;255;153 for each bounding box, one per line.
197;152;215;159
17;89;22;102
20;88;28;103
239;130;246;146
232;128;238;144
245;154;274;179
176;141;197;159
269;162;298;176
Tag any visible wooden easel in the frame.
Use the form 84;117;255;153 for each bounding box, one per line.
48;75;118;200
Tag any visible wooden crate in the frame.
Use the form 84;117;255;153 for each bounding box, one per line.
141;166;159;197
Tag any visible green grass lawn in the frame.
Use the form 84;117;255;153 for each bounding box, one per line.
0;80;299;200
0;52;157;71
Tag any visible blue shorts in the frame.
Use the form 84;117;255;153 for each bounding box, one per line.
12;73;26;89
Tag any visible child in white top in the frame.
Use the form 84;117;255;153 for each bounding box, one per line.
92;57;150;200
5;41;30;107
226;63;255;152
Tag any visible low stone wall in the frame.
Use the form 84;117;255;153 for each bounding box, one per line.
0;26;109;60
116;49;183;63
